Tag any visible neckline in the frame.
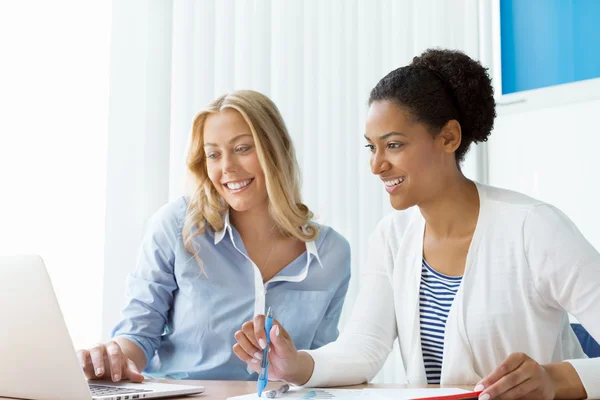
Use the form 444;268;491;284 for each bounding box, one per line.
422;258;463;281
419;181;488;279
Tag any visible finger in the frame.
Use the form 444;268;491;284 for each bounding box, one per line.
234;329;263;361
125;359;145;383
76;349;88;369
89;344;107;377
77;349;95;380
476;353;528;390
253;314;267;349
481;366;531;400
241;320;260;349
491;377;539;400
269;322;296;359
105;341;124;381
233;344;261;370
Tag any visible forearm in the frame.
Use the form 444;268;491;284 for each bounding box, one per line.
544;362;587;400
114;337;147;372
297;331;392;388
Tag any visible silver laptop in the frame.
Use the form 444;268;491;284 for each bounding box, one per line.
0;255;205;400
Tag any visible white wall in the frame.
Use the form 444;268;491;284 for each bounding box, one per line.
488;97;600;252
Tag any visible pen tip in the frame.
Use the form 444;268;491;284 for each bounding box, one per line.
257;379;266;398
266;307;273;317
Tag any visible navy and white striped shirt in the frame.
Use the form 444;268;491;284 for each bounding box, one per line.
419;259;463;384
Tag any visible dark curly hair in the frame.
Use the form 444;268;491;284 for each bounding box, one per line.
368;48;496;163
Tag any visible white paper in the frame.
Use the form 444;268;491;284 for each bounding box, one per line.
227;387;470;400
227;388;366;400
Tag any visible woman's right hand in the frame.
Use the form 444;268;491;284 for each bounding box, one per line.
77;341;144;383
233;315;315;385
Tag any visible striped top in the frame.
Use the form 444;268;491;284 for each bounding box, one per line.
419;258;463;384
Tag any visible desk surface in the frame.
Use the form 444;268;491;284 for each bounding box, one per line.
0;381;474;400
150;380;474;400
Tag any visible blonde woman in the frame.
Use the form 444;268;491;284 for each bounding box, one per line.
77;90;351;381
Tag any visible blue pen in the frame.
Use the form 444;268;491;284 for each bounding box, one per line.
257;307;274;398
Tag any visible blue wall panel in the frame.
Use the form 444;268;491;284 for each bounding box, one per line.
500;0;600;95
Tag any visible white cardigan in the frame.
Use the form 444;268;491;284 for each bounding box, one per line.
305;183;600;398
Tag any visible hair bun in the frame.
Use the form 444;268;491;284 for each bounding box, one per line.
412;49;496;144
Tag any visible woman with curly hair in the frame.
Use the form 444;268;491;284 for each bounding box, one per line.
235;50;600;400
77;90;351;382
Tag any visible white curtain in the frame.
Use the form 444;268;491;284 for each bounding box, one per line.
104;0;483;383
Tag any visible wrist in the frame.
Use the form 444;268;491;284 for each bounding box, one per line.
285;351;315;386
544;362;587;400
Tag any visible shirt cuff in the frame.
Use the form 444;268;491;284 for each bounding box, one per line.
113;334;154;369
301;349;329;388
566;358;600;399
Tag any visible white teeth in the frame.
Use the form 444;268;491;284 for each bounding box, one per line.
226;179;252;190
384;177;405;187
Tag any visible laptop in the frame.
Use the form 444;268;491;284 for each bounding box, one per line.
0;255;205;400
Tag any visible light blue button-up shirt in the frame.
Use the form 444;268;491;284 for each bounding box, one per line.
111;197;351;380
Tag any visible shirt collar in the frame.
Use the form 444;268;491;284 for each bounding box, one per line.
305;237;324;269
213;209;323;268
213;208;232;245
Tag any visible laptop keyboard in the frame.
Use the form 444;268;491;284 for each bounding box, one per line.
89;384;154;397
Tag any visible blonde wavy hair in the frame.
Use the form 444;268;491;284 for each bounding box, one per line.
183;90;318;263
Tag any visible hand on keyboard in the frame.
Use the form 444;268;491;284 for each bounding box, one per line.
77;340;144;383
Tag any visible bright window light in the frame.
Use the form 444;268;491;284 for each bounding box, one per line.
0;1;112;349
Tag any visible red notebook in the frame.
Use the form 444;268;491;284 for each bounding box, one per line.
411;391;482;400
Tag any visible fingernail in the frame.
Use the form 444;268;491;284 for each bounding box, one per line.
251;358;259;364
479;394;490;400
474;384;485;392
254;351;263;360
259;338;266;349
113;374;120;381
96;367;103;375
275;325;280;336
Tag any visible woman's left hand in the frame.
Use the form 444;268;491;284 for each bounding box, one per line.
475;352;554;400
